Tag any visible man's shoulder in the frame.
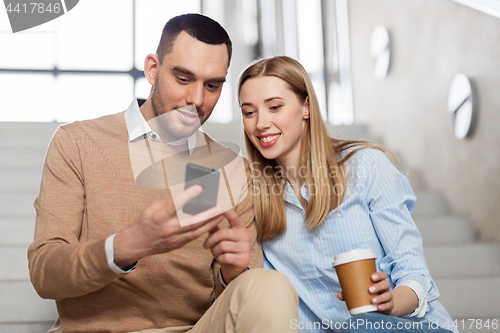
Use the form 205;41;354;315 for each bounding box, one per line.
58;111;127;140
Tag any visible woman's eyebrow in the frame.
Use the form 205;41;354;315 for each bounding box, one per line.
241;97;283;107
264;96;283;103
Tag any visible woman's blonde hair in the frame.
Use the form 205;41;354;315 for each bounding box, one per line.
238;56;395;241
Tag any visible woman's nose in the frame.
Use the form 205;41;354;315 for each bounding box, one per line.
256;113;271;131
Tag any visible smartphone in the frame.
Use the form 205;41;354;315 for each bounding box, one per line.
183;163;220;215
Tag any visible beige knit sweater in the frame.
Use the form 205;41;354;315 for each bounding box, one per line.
27;112;262;333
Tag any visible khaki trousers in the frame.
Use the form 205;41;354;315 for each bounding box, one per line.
131;269;299;333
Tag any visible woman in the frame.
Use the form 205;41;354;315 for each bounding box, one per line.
238;56;457;333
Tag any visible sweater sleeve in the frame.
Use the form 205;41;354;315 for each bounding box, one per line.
28;127;120;301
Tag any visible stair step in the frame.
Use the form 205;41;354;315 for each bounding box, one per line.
415;215;474;245
0;122;61;137
0;170;42;191
435;277;500;318
327;124;373;141
0;136;54;150
0;219;35;246
0;122;59;150
413;191;449;217
0;322;55;333
0;151;46;169
0;247;30;281
0;281;58;322
0;193;37;217
406;169;425;192
425;244;500;278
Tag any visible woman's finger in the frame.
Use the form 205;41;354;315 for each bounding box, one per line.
370;271;387;282
371;290;393;305
368;279;390;294
376;299;394;312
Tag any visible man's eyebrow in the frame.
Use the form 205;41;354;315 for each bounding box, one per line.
208;77;227;83
171;66;194;77
171;66;226;83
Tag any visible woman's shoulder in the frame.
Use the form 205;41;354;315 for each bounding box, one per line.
337;143;390;167
335;144;399;187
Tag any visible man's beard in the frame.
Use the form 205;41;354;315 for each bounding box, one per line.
150;87;202;142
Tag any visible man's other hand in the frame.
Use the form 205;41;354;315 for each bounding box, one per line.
113;185;224;269
203;209;251;284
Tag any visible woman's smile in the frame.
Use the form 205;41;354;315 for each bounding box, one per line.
258;133;281;146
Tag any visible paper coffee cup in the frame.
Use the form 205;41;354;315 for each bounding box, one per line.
333;248;378;315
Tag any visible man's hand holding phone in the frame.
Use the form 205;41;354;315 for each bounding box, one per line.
113;185;224;270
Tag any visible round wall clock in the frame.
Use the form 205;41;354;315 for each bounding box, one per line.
447;73;476;140
370;25;391;81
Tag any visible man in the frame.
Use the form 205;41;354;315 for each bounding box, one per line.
28;14;298;333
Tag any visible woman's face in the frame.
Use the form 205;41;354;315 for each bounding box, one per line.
240;76;309;166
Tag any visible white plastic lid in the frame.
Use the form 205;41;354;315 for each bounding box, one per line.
332;248;377;267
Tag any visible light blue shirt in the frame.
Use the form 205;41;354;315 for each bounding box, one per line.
262;148;457;332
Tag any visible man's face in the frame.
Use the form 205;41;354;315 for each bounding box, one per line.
149;31;229;141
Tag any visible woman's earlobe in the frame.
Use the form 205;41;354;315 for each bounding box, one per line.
304;100;310;119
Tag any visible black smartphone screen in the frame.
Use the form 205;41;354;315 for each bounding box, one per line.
183;164;220;215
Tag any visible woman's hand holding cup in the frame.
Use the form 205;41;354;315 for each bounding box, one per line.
368;271;394;314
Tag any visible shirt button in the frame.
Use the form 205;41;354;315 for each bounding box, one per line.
152;134;157;139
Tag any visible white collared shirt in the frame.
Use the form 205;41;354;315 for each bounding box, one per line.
106;98;198;274
124;98;197;154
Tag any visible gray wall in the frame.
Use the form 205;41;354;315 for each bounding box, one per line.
348;0;500;241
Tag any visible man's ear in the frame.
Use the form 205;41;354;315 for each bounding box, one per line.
144;54;160;86
303;97;310;120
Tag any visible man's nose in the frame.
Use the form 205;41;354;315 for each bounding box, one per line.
186;82;204;108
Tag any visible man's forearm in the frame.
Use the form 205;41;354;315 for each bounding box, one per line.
28;238;119;300
113;228;148;269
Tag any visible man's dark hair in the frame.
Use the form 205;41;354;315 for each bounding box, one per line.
156;13;232;66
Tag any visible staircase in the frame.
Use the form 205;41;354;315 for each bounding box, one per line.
331;125;500;333
0;122;499;332
0;122;59;332
412;189;500;333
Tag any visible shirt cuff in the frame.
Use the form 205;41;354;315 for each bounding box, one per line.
398;279;428;318
218;267;251;288
105;234;136;275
